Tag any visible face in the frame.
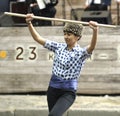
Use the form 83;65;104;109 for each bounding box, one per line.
64;32;79;48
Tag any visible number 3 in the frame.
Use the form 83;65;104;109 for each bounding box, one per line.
29;47;37;60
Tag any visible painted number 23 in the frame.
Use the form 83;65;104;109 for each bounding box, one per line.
16;47;37;60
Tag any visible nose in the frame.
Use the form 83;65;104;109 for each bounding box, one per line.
64;33;68;39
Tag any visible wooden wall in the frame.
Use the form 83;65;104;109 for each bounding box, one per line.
0;26;120;95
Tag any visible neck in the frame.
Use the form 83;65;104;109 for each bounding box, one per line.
67;43;77;50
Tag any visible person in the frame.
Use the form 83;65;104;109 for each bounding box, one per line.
116;0;120;24
25;0;58;26
25;13;98;116
85;0;111;11
116;0;120;3
17;0;25;2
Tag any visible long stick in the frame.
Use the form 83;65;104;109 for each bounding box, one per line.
4;12;117;28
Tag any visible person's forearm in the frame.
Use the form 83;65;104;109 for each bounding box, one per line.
27;22;46;46
90;29;98;50
87;28;98;54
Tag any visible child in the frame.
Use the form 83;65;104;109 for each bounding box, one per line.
26;14;98;116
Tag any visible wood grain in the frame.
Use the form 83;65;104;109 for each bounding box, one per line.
0;26;120;94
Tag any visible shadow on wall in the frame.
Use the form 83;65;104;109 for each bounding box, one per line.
0;13;14;27
0;0;12;27
0;0;10;13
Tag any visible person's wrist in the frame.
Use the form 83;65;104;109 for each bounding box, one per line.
26;21;32;25
93;27;98;31
92;26;98;31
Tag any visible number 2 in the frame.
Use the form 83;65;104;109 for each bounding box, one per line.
16;47;23;60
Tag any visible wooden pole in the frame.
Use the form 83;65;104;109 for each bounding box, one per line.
4;12;117;28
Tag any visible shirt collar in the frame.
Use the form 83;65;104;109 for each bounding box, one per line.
64;44;80;51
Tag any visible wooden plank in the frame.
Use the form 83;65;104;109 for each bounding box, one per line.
0;74;120;94
77;83;120;95
0;47;117;61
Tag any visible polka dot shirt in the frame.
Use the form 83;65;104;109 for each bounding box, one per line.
44;40;91;80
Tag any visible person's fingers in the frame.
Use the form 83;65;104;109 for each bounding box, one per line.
89;21;98;30
26;14;34;23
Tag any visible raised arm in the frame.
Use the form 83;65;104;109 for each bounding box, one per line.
25;14;46;46
87;21;99;54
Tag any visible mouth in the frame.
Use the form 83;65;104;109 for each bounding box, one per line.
65;37;70;41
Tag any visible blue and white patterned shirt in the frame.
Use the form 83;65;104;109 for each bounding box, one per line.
44;40;91;91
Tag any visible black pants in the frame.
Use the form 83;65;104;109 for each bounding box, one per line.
47;86;76;116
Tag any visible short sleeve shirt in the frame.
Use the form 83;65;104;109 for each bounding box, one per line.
44;40;91;80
